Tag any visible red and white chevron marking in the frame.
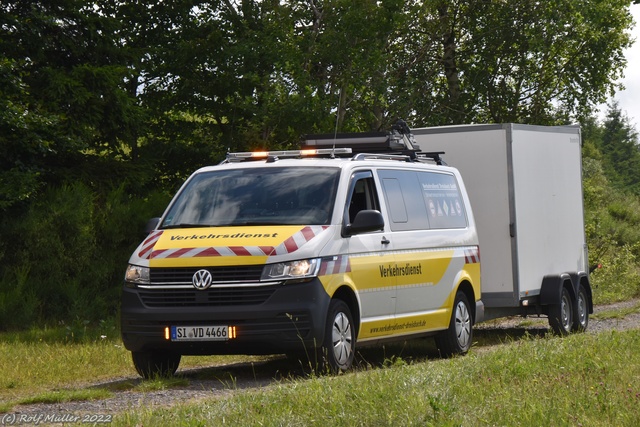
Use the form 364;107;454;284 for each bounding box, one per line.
150;245;274;259
145;226;329;259
138;230;163;259
464;246;480;264
270;226;329;255
318;255;351;276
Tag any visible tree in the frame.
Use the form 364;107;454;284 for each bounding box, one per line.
0;57;61;209
599;102;640;193
395;0;634;126
0;0;149;196
285;0;409;132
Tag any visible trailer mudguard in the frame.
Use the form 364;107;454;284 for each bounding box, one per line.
539;273;575;306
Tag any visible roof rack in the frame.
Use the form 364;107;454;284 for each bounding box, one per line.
302;120;447;165
223;120;447;165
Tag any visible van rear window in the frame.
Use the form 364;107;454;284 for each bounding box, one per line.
162;167;340;227
418;172;467;229
379;169;467;230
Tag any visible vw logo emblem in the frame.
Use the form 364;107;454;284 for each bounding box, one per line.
192;269;213;290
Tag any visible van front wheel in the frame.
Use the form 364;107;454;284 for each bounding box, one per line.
321;299;355;373
132;350;181;379
436;291;473;357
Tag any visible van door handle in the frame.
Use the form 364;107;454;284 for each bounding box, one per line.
381;236;390;245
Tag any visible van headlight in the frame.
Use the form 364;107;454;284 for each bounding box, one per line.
125;265;150;285
261;258;321;282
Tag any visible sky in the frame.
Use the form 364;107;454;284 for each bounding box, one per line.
598;4;640;127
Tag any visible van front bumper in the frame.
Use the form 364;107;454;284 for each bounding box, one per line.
120;278;331;355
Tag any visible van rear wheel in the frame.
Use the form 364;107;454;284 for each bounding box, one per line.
132;350;181;379
436;291;473;357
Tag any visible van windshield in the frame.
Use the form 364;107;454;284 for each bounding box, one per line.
161;167;340;227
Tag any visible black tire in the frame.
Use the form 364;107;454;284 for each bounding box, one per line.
548;286;574;336
132;350;181;379
572;285;589;332
435;291;473;357
320;299;355;373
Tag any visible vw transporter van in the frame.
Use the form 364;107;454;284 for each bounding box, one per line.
121;125;482;377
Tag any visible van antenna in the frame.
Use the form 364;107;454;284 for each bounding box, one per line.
331;88;341;156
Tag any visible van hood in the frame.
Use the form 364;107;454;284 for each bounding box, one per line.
131;225;331;267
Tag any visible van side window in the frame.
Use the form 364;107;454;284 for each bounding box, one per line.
378;169;467;231
417;171;467;229
381;178;408;223
378;169;428;231
347;173;380;224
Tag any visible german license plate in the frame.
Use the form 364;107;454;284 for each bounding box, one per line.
171;325;229;341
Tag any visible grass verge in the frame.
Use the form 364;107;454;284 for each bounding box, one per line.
19;388;113;405
593;301;640;320
114;329;640;427
0;323;270;411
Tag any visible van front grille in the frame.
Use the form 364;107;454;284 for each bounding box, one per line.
149;266;264;285
138;283;280;308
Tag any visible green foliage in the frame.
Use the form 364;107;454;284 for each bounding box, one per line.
590;243;640;303
598;103;640;194
582;105;640;304
0;1;638;326
0;57;64;209
394;0;634;126
0;183;171;329
0;266;38;329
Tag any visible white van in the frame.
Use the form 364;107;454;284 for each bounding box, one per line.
121;126;482;377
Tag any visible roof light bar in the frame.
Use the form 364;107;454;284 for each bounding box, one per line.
226;147;352;161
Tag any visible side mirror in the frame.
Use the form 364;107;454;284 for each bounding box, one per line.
345;210;384;236
144;217;161;235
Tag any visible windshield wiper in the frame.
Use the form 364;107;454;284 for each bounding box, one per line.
232;221;287;226
161;223;213;229
162;221;291;229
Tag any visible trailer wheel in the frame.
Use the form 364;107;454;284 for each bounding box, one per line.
548;286;573;336
132;350;181;379
320;299;355;373
436;291;473;357
572;285;589;332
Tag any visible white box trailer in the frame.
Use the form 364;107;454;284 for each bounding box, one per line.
412;123;593;333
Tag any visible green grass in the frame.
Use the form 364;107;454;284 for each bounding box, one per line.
0;336;133;401
19;388;113;405
114;329;640;427
0;323;271;411
593;302;640;320
133;377;191;392
2;303;640;425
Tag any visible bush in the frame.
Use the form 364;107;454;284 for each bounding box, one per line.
590;243;640;304
0;183;171;329
583;146;640;304
0;265;39;328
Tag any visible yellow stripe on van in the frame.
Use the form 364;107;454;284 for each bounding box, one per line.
359;310;451;340
148;226;306;268
393;249;454;287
